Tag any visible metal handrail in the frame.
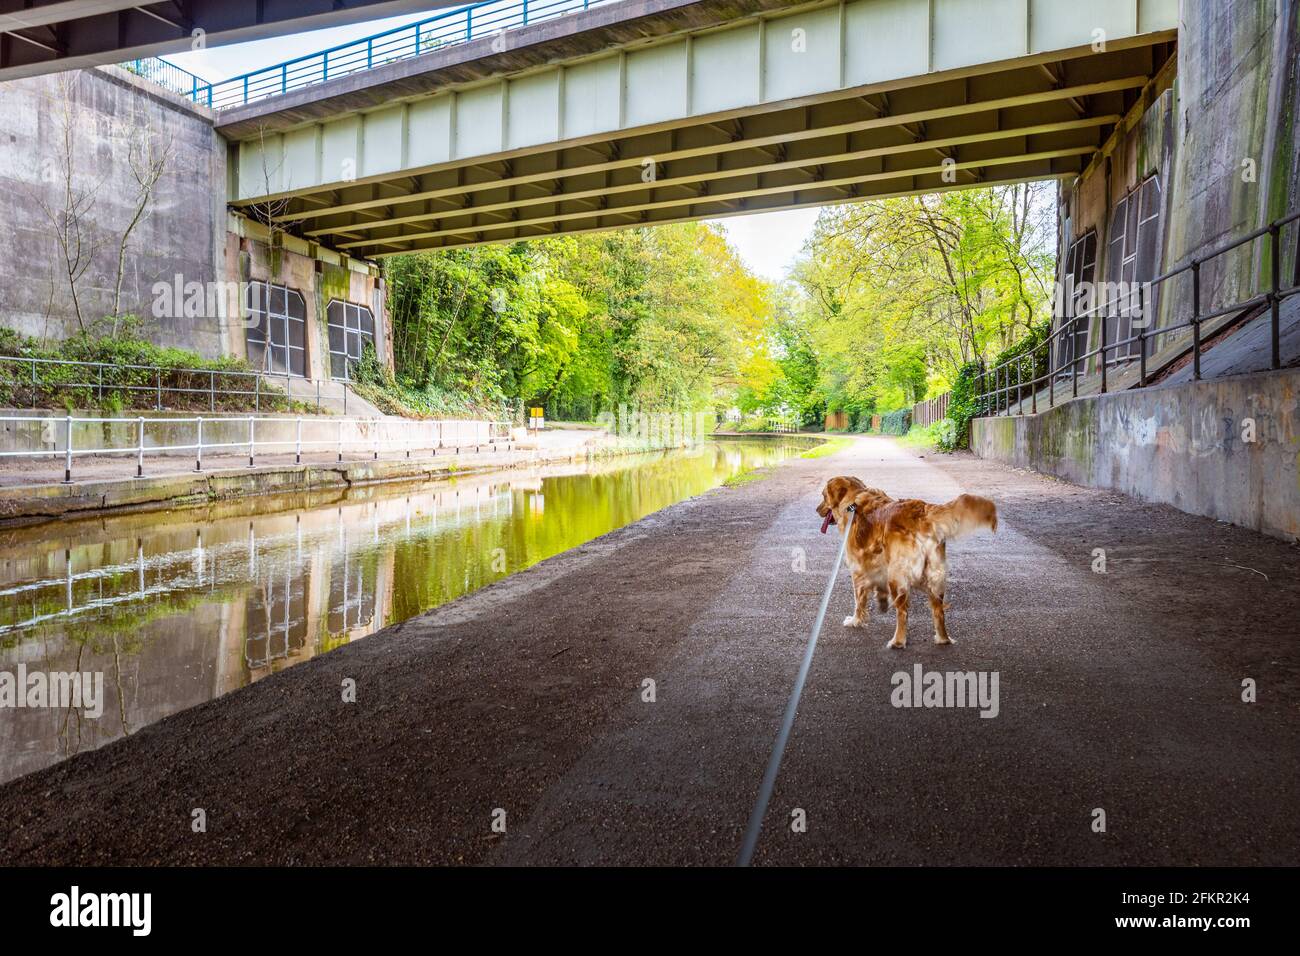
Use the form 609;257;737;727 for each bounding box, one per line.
0;353;366;414
126;0;616;111
976;206;1300;416
0;413;512;483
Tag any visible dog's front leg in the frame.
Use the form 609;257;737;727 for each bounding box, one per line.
885;585;908;649
843;572;869;628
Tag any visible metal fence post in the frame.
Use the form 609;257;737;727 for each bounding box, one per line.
248;416;255;467
155;368;162;410
316;379;321;413
337;419;343;463
30;358;36;409
1031;349;1037;414
1071;317;1079;398
210;370;216;411
64;415;72;483
255;375;261;413
296;417;302;464
137;416;144;477
1192;259;1202;381
196;417;204;472
1048;338;1055;408
1099;305;1108;394
1137;284;1147;387
1270;222;1281;370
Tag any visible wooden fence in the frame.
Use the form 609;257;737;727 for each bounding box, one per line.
911;392;950;427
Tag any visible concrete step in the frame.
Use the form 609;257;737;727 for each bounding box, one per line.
285;377;385;417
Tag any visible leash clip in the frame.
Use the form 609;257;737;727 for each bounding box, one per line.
847;503;857;513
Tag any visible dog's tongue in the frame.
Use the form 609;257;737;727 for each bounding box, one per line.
820;513;833;534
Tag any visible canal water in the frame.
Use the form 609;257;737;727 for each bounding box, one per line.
0;437;807;784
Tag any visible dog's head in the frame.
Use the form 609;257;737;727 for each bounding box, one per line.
817;476;864;533
817;476;892;534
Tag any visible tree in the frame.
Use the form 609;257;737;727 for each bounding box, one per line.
111;98;173;331
32;72;101;334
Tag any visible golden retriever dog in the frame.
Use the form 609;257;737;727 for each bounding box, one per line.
816;476;997;649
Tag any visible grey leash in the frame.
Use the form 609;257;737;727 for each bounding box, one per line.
736;503;856;866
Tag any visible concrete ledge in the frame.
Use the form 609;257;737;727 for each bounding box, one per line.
971;367;1300;542
0;440;676;526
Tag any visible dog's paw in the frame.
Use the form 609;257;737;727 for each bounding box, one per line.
934;633;953;645
884;638;906;650
843;615;864;629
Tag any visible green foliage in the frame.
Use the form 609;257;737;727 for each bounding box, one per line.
384;223;769;419
0;325;300;413
937;360;989;452
800;436;854;459
898;421;941;449
987;316;1051;395
879;408;912;436
350;342;508;419
758;183;1055;433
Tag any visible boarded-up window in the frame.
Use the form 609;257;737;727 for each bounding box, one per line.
326;300;376;381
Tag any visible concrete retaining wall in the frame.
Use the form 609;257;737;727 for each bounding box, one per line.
970;367;1300;542
0;67;224;353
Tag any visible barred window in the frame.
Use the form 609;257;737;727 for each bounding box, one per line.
1056;229;1097;374
326;300;376;381
1103;175;1163;362
245;282;306;376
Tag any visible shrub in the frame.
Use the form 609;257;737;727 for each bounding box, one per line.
937;360;989;452
879;408;912;436
0;328;302;413
349;342;511;420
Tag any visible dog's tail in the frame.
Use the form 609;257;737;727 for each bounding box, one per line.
928;494;997;541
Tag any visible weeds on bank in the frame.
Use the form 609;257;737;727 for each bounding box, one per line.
800;437;854;459
897;422;942;452
723;468;768;488
0;322;310;415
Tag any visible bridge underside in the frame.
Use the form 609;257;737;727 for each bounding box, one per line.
259;41;1171;257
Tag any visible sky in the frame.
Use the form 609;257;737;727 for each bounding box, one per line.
170;5;820;286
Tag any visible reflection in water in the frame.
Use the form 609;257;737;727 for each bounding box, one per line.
0;438;805;784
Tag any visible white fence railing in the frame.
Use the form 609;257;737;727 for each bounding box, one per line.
0;415;512;482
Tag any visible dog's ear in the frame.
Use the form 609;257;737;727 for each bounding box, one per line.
835;477;863;507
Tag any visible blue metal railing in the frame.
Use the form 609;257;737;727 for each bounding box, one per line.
124;0;614;112
122;56;214;104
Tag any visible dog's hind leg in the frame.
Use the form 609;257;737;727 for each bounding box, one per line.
923;548;951;645
930;591;952;645
875;589;888;614
885;585;908;649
